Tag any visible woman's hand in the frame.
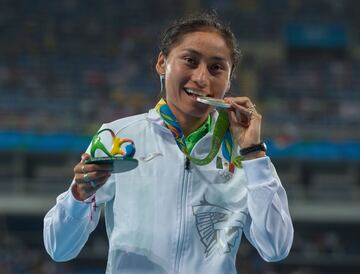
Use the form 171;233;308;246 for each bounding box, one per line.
72;153;112;201
224;96;265;160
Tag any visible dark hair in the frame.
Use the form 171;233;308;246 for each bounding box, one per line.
159;11;241;79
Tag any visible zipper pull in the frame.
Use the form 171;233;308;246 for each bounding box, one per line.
185;157;190;170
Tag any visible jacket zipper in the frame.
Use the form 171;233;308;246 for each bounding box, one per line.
174;157;190;274
185;157;190;170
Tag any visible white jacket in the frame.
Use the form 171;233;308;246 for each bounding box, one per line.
43;109;293;274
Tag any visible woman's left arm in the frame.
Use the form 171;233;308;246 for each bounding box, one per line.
242;157;294;261
224;96;294;261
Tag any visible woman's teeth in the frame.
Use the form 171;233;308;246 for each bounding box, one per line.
185;88;206;97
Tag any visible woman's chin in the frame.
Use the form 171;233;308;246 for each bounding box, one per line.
183;106;212;120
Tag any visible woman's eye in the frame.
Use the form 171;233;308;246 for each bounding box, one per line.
211;64;224;72
184;57;196;65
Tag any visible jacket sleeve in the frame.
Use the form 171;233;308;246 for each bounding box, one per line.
43;176;115;262
242;156;294;262
43;123;117;261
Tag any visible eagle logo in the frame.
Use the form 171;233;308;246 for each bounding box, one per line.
192;197;247;257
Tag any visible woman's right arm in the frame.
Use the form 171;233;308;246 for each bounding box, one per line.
43;154;114;261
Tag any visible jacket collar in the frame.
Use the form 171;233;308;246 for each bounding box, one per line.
146;108;223;158
146;108;219;132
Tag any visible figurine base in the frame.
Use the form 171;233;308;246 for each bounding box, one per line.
85;157;138;173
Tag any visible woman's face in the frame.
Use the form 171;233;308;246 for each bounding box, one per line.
156;31;232;121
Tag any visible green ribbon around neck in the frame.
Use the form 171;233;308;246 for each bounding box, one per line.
155;99;243;167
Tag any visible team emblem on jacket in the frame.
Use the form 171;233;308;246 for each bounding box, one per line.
192;197;247;257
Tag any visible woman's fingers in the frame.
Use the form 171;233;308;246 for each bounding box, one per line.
224;96;260;125
74;162;113;175
225;97;255;113
74;164;112;190
224;96;253;107
223;96;263;148
229;109;250;127
73;154;112;199
224;98;251;126
75;171;111;194
74;169;111;184
80;153;91;163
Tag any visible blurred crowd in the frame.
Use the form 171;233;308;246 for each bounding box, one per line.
1;0;360;139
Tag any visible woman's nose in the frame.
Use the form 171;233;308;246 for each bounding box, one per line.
191;64;209;87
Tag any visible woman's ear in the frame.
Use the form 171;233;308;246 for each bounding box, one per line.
155;52;166;76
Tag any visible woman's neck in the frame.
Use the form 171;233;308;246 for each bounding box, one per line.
178;115;208;137
168;104;209;137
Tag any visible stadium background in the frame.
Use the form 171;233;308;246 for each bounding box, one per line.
1;0;360;273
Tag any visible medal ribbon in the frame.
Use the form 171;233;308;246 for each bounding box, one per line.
155;99;241;166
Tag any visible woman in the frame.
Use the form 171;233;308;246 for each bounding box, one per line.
44;12;293;274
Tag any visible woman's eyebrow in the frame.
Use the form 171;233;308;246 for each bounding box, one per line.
182;48;201;56
182;48;227;62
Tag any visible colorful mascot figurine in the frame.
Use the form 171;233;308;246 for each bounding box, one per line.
86;128;138;173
